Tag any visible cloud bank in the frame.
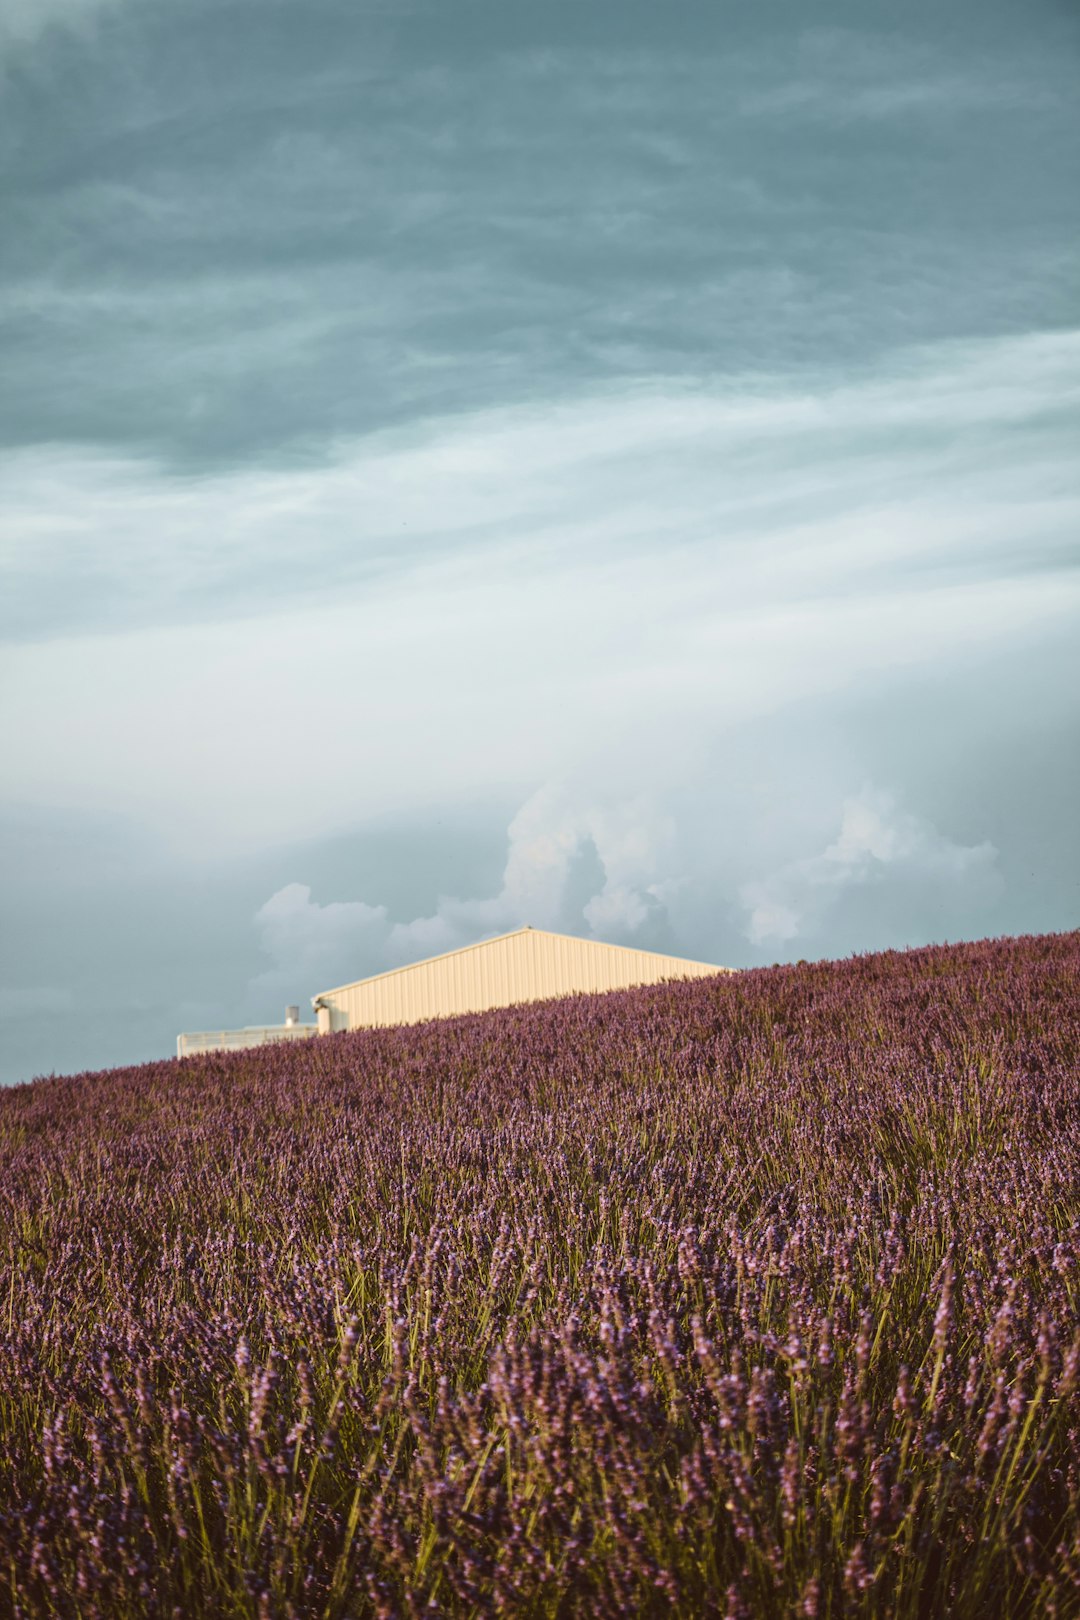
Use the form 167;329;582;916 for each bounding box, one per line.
249;786;681;1008
740;786;1001;948
2;0;1077;1080
249;780;1009;1011
3;327;1078;646
2;328;1077;859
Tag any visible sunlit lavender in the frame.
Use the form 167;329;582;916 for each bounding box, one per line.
1;931;1078;1617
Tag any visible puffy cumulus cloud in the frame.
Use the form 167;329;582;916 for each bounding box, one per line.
479;789;677;944
248;883;389;1013
255;882;388;973
247;787;679;1013
740;786;1001;950
247;775;1022;1019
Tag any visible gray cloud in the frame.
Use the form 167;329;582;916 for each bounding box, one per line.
2;327;1077;646
2;0;1077;1082
1;324;1077;875
0;0;128;51
1;4;1077;467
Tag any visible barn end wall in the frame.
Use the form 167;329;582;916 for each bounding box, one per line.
314;928;728;1033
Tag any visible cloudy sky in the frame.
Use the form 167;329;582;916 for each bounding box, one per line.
2;0;1078;1083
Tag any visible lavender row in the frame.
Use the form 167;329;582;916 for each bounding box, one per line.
1;931;1078;1616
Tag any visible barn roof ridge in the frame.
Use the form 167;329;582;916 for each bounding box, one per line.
311;925;726;1003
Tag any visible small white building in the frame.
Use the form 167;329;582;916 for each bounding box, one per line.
176;1006;317;1059
311;926;729;1033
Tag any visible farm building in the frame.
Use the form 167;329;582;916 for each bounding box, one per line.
311;926;729;1033
176;928;729;1056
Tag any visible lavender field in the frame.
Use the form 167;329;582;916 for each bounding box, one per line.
2;932;1079;1618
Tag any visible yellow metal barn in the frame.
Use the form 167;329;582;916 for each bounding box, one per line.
311;926;729;1033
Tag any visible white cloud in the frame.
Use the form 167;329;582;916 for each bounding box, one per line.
255;882;388;977
2;327;1078;646
0;329;1077;854
247;785;678;1008
740;786;1001;948
584;884;653;937
248;781;1010;1007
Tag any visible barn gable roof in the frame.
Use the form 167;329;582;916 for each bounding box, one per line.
313;926;727;1003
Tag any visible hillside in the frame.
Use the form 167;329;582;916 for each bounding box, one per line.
1;932;1078;1617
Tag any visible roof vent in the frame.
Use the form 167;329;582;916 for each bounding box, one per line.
285;1005;299;1027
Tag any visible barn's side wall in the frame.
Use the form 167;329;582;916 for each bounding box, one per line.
317;930;728;1032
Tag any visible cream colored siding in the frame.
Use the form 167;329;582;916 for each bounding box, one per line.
314;927;729;1032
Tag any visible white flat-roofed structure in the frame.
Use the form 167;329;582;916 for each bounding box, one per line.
312;926;729;1033
176;1008;317;1059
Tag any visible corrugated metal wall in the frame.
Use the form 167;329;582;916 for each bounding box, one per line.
315;927;728;1031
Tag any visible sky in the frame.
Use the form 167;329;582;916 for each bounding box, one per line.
1;0;1078;1084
